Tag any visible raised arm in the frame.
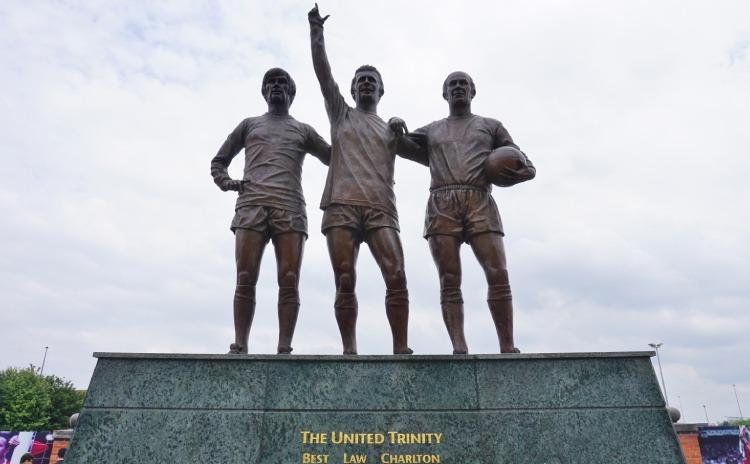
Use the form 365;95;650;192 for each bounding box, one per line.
308;4;346;117
210;120;246;192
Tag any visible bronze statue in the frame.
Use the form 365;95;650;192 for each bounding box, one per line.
211;68;331;354
390;71;535;354
308;4;413;355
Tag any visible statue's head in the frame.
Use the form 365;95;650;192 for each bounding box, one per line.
442;71;476;106
351;65;384;105
262;68;296;107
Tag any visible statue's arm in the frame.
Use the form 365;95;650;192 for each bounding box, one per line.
210;120;246;192
389;117;429;166
305;124;332;166
494;121;535;177
309;4;345;119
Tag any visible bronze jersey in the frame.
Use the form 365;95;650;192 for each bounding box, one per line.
311;24;400;219
413;115;519;190
211;113;330;214
321;104;400;218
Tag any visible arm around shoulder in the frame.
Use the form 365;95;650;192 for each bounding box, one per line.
390;118;429;166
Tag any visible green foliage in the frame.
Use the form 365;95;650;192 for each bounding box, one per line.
0;366;84;430
721;418;750;426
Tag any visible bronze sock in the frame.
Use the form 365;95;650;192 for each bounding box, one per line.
277;286;299;354
232;284;256;353
385;288;412;354
487;284;518;353
334;291;358;354
441;286;468;354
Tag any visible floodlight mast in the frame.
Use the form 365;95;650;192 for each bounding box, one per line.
40;346;49;375
648;342;669;407
733;384;744;419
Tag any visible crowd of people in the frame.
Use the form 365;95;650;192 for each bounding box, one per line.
0;432;66;464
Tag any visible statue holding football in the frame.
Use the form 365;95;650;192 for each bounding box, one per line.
390;70;535;354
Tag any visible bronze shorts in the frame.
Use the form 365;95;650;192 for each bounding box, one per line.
231;205;307;240
321;203;400;238
424;186;504;242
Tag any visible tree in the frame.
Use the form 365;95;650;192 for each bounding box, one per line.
45;374;85;429
721;418;750;427
0;366;84;430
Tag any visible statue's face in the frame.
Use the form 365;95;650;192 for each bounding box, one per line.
352;71;381;104
263;73;292;106
443;72;474;106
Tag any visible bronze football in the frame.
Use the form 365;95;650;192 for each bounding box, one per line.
484;146;536;187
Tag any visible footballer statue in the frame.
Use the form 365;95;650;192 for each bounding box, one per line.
211;68;331;355
391;71;535;354
308;4;415;355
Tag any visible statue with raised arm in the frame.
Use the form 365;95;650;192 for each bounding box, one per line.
308;3;413;355
390;71;535;354
211;68;331;354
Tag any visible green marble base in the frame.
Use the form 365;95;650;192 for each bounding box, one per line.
66;352;685;463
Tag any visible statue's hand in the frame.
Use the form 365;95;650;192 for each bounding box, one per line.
388;117;409;136
308;3;330;26
221;179;245;193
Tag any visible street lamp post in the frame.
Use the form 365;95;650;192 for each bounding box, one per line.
678;396;686;422
649;342;669;407
702;404;710;424
40;346;49;375
733;384;744;419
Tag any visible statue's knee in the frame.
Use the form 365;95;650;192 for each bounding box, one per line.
440;271;461;289
385;268;406;290
236;270;258;287
277;270;299;288
487;267;509;285
337;273;356;293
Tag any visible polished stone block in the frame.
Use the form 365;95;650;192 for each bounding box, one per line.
66;352;685;463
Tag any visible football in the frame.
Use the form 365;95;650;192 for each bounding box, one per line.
483;146;536;187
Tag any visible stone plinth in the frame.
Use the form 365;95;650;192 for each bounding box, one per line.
66;352;685;463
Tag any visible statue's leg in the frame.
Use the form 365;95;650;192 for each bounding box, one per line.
469;232;519;353
367;227;412;355
272;232;305;354
232;228;267;354
428;234;468;354
326;227;360;355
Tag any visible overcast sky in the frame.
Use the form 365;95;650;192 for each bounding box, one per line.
1;0;748;424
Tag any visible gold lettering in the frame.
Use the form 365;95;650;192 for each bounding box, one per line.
387;432;443;445
331;432;385;445
301;431;328;444
380;454;440;463
343;453;368;463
